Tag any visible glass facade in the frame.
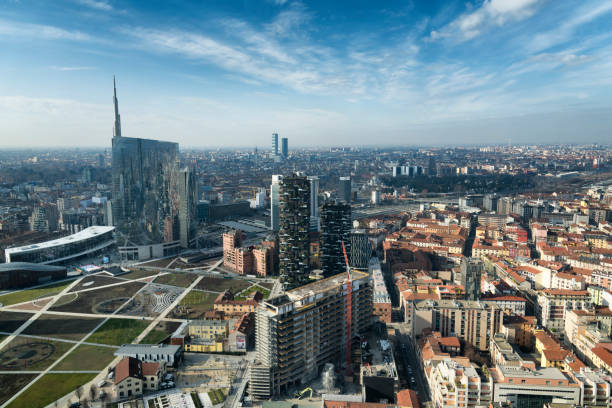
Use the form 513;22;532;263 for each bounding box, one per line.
112;136;180;246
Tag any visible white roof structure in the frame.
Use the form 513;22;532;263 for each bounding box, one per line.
6;226;115;255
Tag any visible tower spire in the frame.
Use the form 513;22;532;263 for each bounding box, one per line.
113;75;122;137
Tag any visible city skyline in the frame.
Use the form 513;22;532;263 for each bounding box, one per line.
1;0;612;147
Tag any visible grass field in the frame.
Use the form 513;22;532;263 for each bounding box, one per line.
55;344;117;371
256;281;276;290
154;272;198;288
6;373;96;408
0;336;73;371
208;388;227;405
170;290;217;319
86;318;149;346
195;277;252;293
69;275;124;292
0;281;72;306
138;321;180;345
23;315;104;341
0;374;37;405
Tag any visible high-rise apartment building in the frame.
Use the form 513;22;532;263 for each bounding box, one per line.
338;176;351;203
461;257;483;301
272;133;279;156
278;174;310;288
30;204;59;233
307;176;320;232
270;175;283;232
249;271;373;400
320;201;351;277
178;167;197;248
111;79;181;259
350;229;371;270
281;137;288;158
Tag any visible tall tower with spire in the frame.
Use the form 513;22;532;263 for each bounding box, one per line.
113;76;122;137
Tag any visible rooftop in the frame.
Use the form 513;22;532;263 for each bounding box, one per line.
6;226;115;255
115;343;181;356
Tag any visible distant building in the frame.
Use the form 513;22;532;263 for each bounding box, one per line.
338;176;351;203
320;201;351;277
279;174;311;288
281;137;288;158
371;190;381;205
307;176;320;232
30;204;58;233
272;133;279;156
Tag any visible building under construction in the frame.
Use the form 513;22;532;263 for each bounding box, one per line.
249;270;373;400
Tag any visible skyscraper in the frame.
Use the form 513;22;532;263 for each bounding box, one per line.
113;76;121;137
111;78;181;259
461;257;483;301
350;229;371;270
307;176;320;232
281;137;288;158
270;175;283;231
338;176;351;203
320;201;351;277
272;133;279;156
278;174;310;288
178;167;197;248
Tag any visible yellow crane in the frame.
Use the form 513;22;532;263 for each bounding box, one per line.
294;387;314;400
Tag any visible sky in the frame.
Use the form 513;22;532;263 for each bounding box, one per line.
1;0;612;148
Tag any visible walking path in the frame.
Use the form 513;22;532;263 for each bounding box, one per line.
0;331;120;349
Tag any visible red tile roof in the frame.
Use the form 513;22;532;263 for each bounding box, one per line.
396;389;421;408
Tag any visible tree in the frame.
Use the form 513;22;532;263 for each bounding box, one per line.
75;385;84;402
89;384;97;401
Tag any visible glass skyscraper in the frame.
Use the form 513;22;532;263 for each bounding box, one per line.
111;78;181;247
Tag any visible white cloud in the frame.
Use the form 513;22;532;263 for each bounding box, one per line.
528;1;612;52
430;0;540;41
75;0;112;11
265;2;311;37
0;18;92;41
50;66;96;71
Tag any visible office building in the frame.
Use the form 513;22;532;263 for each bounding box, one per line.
281;137;288;158
338;176;351;203
278;174;311;288
111;79;181;260
461;257;483;301
350;229;371;270
307;176;320;232
320;201;351;277
272;133;279;156
249;270;373;400
270;175;283;231
371;190;381;205
178;167;197;248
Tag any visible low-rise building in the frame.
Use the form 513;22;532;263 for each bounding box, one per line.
113;356;165;399
114;344;182;368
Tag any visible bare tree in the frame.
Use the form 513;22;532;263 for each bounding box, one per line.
89;384;97;401
75;385;84;402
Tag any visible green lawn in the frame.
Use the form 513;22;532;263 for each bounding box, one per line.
0;281;72;306
6;373;96;408
235;284;270;300
208;388;227;405
117;269;159;280
86;318;149;346
171;290;218;319
55;344;117;371
139;329;169;345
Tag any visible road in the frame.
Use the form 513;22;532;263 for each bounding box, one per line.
396;335;431;404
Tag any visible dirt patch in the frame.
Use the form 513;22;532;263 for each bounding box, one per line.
194;277;252;293
153;272;198;288
69;274;125;292
0;373;37;405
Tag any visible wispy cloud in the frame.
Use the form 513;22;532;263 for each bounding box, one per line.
528;1;612;52
265;2;311;37
430;0;540;41
75;0;112;11
0;18;92;41
50;66;96;71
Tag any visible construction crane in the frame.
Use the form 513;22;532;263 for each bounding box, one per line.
294;387;314;400
341;240;352;377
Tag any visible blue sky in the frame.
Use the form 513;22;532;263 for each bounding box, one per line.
1;0;611;148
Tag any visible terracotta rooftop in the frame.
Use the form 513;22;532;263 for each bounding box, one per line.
591;346;612;367
114;356;143;384
396;389;421;408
